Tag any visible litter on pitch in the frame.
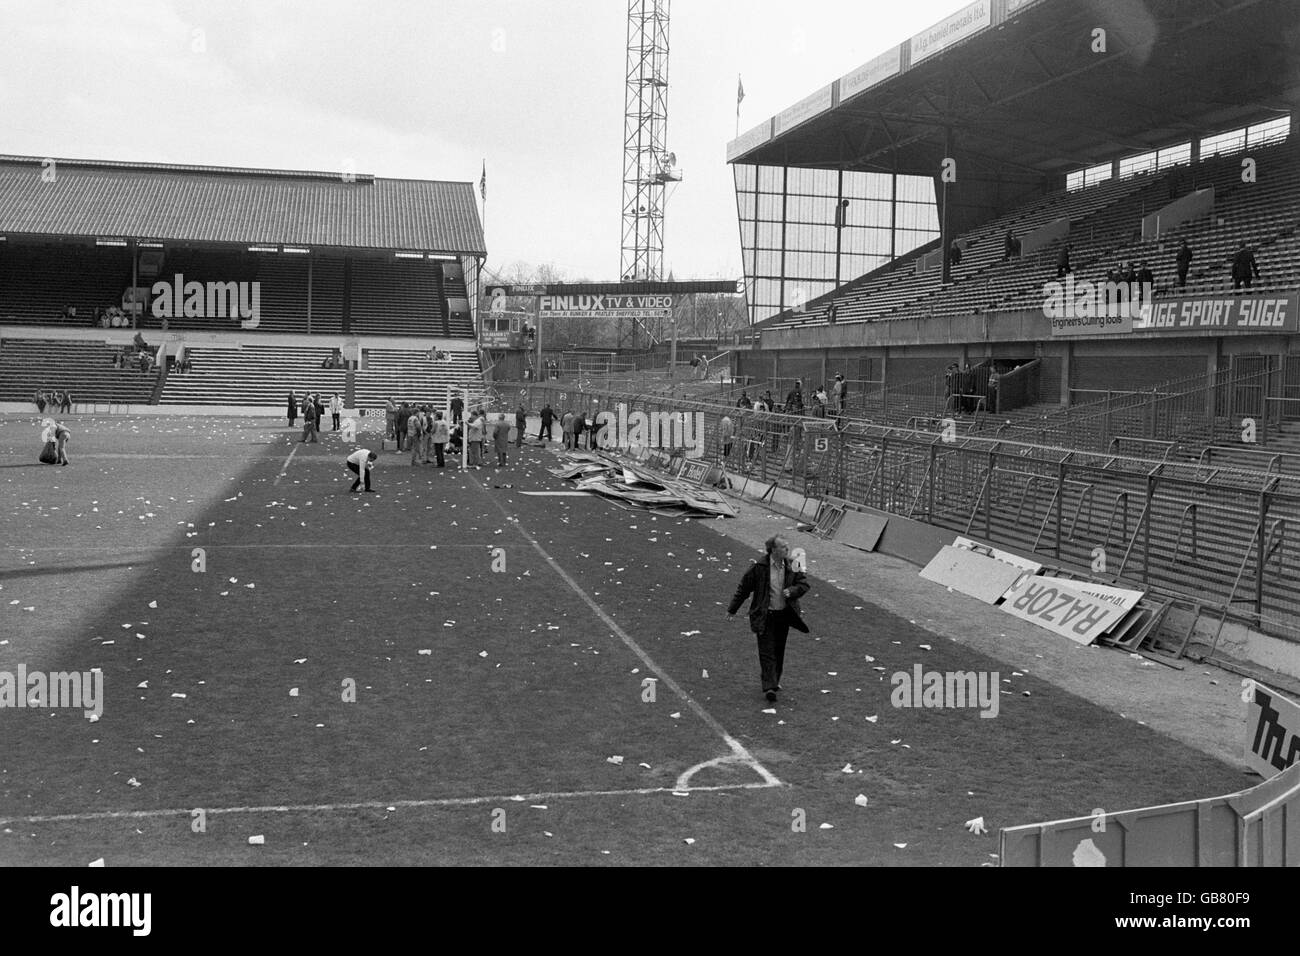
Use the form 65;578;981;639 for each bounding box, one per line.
548;451;736;518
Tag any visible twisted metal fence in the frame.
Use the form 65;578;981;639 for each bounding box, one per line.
512;379;1300;642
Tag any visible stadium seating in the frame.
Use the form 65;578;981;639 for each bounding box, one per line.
349;259;447;337
0;243;132;326
353;348;484;408
0;244;468;337
0;337;159;405
158;344;347;407
772;138;1300;332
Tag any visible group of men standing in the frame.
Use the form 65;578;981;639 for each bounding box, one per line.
289;390;342;442
34;390;73;414
400;406;452;467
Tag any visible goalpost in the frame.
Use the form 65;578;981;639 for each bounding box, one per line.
458;385;502;469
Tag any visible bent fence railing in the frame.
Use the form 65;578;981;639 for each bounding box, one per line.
514;379;1300;643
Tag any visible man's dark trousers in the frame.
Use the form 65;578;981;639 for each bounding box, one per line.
347;461;371;492
756;608;792;693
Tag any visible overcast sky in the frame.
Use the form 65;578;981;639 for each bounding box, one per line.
0;0;965;280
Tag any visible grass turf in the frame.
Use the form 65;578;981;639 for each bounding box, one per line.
0;415;1247;865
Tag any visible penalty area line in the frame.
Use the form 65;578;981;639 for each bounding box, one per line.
0;782;781;827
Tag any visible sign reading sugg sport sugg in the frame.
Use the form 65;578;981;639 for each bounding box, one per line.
1133;292;1299;334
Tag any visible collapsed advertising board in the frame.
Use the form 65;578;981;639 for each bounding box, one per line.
1244;682;1300;778
539;294;673;320
999;575;1126;645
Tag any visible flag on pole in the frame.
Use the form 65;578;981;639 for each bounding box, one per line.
479;160;487;201
737;75;745;107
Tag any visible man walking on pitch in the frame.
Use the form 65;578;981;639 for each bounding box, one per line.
346;448;377;492
515;404;528;449
727;535;810;703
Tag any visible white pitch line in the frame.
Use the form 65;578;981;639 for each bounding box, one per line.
272;444;300;485
473;475;783;790
0;781;779;827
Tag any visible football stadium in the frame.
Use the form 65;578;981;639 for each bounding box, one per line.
1;0;1298;889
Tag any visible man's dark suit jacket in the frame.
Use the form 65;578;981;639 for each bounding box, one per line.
729;555;810;635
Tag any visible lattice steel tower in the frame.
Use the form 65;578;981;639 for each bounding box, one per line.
621;0;678;283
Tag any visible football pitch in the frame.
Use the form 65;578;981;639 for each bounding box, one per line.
0;415;1246;865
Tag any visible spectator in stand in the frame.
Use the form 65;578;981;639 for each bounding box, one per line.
133;330;148;352
287;390;299;428
431;411;449;468
834;374;848;414
450;394;465;426
538;403;555;444
762;390;776;412
948;241;963;269
329;393;343;432
987;368;1001;415
1004;230;1021;260
1232;241;1261;290
515;404;527;449
737;391;752;409
813;385;829;418
1056;243;1073;278
1104;263;1123;310
719;413;735;460
1176;240;1194;289
346;449;377;493
1137;261;1155;302
785;381;804;416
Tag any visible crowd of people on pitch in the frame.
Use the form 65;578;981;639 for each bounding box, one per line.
288;389;343;442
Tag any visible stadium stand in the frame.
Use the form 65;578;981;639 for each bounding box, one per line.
770;137;1300;332
348;258;449;337
0;243;132;326
353;348;484;408
157;344;347;407
0;337;159;406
